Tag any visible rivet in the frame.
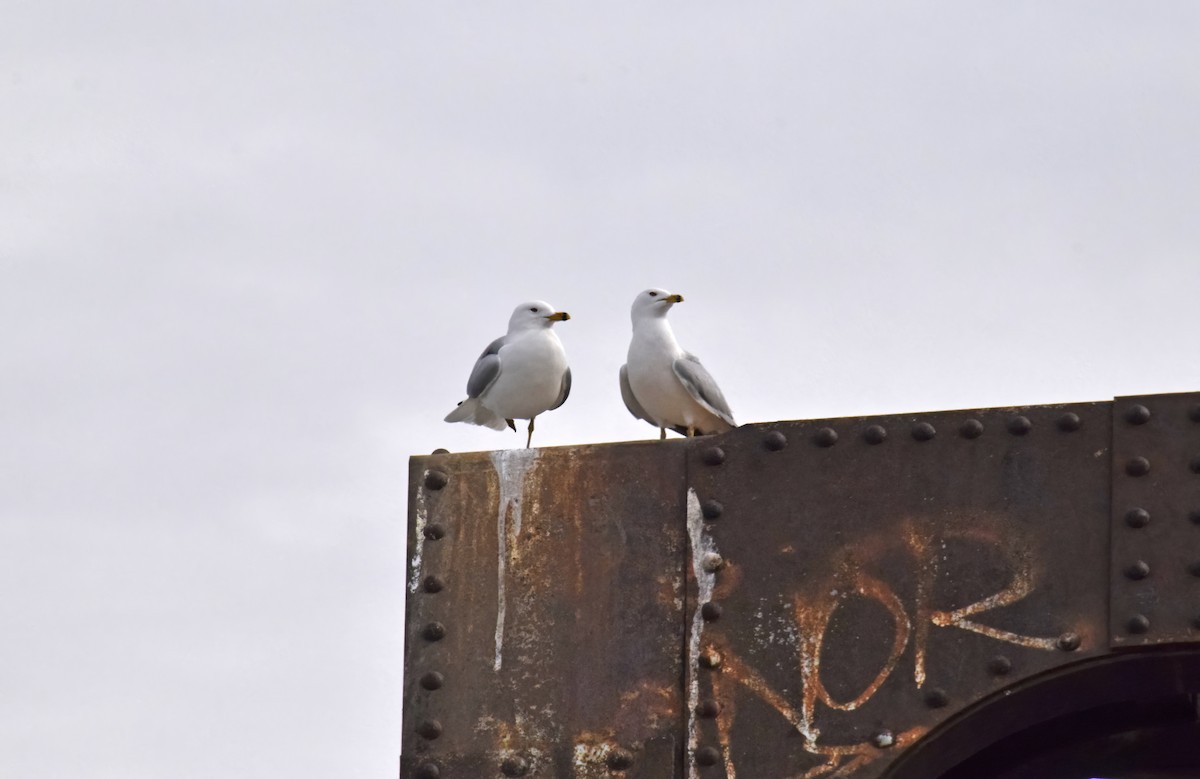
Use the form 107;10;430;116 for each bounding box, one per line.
424;523;447;541
1190;456;1200;474
912;422;936;442
701;499;724;520
431;448;450;455
412;758;441;777
872;730;895;749
924;688;949;708
422;622;446;642
1125;404;1151;425
960;419;984;439
695;746;721;766
500;756;529;776
1125;560;1151;580
417;719;443;740
1056;633;1081;652
701;446;726;466
420;671;444;691
606;748;634;770
697;699;722;718
815;427;838;447
1126;457;1151;477
1125;508;1151;528
1187;562;1200;578
424;469;448;490
987;655;1013;675
1008;416;1032;435
702;553;725;573
414;762;440;779
701;602;723;621
1127;614;1151;634
863;425;887;445
764;431;788;451
1190;404;1200;423
423;575;446;593
1057;412;1082;432
699;650;722;669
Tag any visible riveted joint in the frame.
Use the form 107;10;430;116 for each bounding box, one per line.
500;755;529;776
1125;404;1152;425
1125;560;1151;580
911;422;936;441
1057;412;1082;432
1056;633;1081;652
863;424;887;445
606;748;634;771
960;419;984;439
1125;457;1151;477
1008;415;1032;435
763;430;787;451
1125;508;1151;528
423;469;448;490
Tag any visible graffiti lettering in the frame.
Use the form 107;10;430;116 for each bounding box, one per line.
699;520;1062;778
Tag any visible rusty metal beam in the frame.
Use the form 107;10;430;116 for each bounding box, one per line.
403;391;1200;779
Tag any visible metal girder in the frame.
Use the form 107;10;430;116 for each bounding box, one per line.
1109;393;1200;647
403;443;690;778
402;391;1200;779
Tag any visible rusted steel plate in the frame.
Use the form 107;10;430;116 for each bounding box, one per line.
1109;391;1200;647
683;402;1112;779
402;442;689;778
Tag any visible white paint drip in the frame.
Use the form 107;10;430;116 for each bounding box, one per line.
490;449;539;672
686;487;718;779
407;487;428;594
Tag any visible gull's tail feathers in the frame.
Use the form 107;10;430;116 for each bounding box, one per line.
444;398;509;431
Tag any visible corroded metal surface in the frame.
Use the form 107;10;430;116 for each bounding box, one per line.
1109;392;1200;647
403;391;1200;778
403;442;689;778
684;402;1112;779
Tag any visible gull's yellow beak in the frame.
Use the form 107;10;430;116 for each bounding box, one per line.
546;311;571;321
665;294;684;303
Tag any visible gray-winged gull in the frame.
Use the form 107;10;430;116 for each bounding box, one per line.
445;300;572;448
620;288;736;439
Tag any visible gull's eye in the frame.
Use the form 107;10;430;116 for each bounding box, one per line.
530;307;539;313
648;291;658;297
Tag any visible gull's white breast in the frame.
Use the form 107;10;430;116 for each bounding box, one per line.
483;330;567;420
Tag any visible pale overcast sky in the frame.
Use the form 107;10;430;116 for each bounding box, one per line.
3;3;1199;777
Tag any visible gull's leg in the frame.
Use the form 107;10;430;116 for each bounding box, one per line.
526;417;536;449
659;427;666;440
687;425;696;437
506;419;516;432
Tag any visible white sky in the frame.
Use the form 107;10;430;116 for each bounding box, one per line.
3;3;1199;777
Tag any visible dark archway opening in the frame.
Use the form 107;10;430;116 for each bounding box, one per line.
885;647;1200;779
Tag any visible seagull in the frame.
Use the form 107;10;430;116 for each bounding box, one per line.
444;301;572;449
620;288;736;439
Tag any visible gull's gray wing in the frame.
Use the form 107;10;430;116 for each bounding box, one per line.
619;364;654;424
465;335;507;398
621;365;687;436
673;354;736;427
550;366;572;410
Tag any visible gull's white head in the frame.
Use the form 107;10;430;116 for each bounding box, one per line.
508;300;571;332
630;288;684;323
